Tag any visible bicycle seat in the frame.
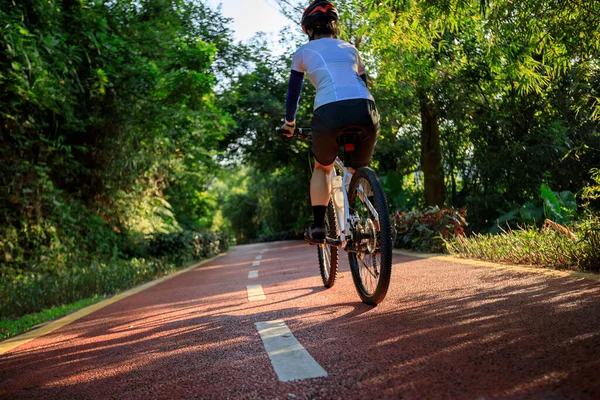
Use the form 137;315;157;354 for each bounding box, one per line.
337;126;365;152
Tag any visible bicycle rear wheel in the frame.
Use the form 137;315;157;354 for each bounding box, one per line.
347;167;393;305
318;200;339;288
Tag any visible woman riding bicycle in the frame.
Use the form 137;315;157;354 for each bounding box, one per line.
280;0;380;244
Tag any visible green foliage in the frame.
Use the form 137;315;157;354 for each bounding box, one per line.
581;168;600;211
0;231;228;319
0;0;236;320
217;38;314;242
219;166;311;243
0;295;103;340
251;229;304;243
448;221;600;272
490;184;577;232
0;0;234;230
540;184;577;224
394;206;467;252
2;0;600;323
380;170;419;212
147;231;228;261
519;202;544;226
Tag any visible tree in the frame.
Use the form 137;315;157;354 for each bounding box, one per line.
0;0;237;269
217;36;315;240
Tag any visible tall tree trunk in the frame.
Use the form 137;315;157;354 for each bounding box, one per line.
420;94;445;207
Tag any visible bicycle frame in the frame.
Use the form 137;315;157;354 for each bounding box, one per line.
330;156;379;248
276;127;380;248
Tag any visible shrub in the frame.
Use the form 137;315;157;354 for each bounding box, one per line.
447;220;600;272
147;230;228;261
0;257;172;319
0;229;229;319
250;229;304;244
394;207;468;253
576;216;600;272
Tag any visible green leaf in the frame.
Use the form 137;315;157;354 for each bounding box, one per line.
540;184;563;223
386;170;403;196
496;209;519;225
519;202;543;224
555;191;577;220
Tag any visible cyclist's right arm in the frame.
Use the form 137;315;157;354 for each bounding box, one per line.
356;48;368;87
285;70;304;124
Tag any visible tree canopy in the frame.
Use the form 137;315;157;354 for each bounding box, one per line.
1;0;598;256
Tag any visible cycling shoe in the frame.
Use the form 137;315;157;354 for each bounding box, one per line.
304;224;326;245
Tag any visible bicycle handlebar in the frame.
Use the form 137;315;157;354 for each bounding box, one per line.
275;127;312;140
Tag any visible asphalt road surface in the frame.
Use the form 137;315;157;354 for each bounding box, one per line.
1;241;599;399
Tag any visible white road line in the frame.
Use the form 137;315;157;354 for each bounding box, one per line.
255;255;263;260
255;320;328;382
248;270;259;279
260;249;267;254
252;261;260;267
247;284;266;301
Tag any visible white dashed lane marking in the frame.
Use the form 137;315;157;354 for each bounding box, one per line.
255;255;263;260
248;270;259;279
247;284;266;301
255;320;328;382
252;261;260;267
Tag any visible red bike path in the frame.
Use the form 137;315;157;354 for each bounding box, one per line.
1;241;599;399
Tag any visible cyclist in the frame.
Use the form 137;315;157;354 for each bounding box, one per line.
279;0;380;244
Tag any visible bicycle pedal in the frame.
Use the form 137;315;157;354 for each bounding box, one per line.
304;237;324;245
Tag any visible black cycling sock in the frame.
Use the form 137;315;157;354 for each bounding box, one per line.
312;205;327;227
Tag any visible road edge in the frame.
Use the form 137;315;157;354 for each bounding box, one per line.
393;249;600;282
0;253;226;356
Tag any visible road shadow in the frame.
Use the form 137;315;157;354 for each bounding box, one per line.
1;242;599;399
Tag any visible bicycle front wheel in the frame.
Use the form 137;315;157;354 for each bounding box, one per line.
318;200;339;288
347;167;393;305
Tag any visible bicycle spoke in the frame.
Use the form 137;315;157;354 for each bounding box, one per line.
318;200;339;288
347;168;392;305
360;257;379;279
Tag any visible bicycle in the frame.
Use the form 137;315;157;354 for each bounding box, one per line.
276;127;393;305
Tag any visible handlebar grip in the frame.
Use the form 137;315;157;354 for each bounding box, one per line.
275;127;312;140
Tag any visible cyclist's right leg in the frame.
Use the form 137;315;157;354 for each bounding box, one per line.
310;160;334;206
305;160;334;244
305;103;339;244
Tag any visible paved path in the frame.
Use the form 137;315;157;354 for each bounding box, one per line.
1;241;599;399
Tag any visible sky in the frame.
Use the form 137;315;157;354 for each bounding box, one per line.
205;0;297;52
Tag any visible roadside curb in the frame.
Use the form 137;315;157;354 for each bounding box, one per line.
0;253;227;356
393;249;600;282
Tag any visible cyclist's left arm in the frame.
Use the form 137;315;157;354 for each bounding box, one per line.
281;50;306;134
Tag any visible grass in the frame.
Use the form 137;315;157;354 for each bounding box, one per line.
447;224;600;273
0;295;104;340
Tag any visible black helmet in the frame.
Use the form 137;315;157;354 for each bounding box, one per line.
301;0;339;34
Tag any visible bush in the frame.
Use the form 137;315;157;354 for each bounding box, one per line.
394;207;468;253
0;228;229;319
1;257;171;319
575;216;600;272
250;229;304;244
147;230;229;261
447;220;600;272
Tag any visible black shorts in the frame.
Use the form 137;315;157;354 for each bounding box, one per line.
311;99;380;169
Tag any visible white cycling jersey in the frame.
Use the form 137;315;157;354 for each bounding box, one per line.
291;38;374;110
